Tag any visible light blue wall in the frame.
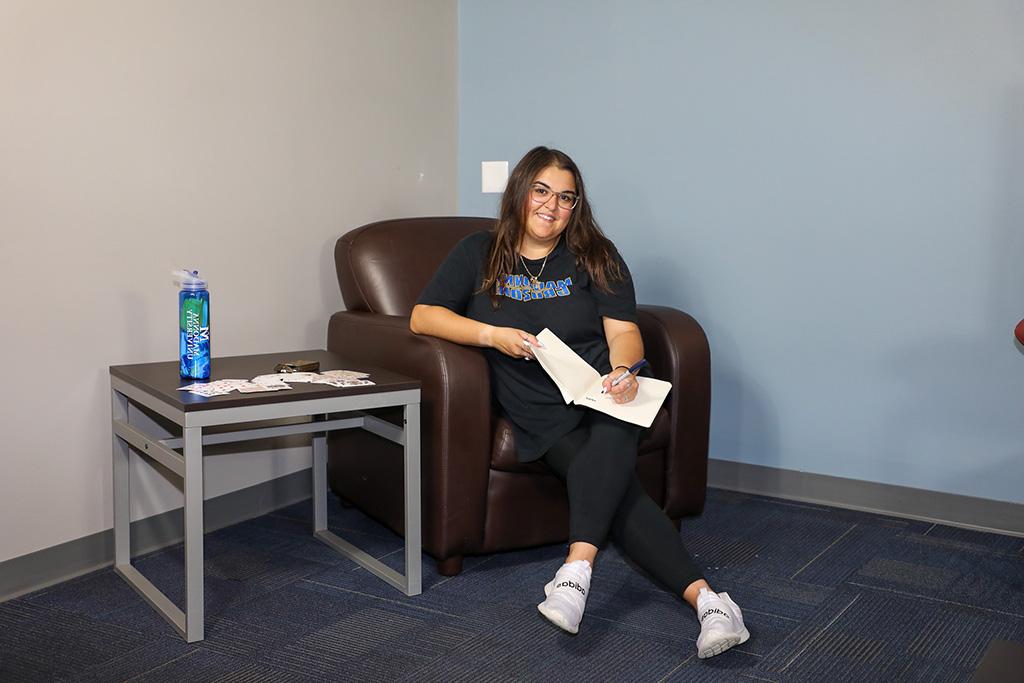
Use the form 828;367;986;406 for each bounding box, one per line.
458;1;1024;503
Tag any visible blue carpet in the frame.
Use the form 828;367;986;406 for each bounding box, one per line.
2;488;1022;682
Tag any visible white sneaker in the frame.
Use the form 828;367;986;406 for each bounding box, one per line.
696;588;750;658
537;560;592;635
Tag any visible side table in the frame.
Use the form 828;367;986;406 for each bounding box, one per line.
109;349;422;642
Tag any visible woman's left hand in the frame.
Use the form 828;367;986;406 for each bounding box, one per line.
602;368;639;404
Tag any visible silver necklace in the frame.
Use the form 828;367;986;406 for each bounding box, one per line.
519;253;548;288
519;242;557;287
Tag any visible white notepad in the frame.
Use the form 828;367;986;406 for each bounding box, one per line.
529;328;672;428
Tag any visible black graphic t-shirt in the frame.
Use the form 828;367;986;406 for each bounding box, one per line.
416;230;638;461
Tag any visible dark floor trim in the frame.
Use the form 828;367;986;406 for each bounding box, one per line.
708;458;1024;537
0;469;312;603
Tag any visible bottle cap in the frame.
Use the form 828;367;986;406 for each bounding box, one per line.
172;269;208;291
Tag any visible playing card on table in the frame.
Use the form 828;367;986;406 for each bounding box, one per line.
320;370;371;381
251;374;292;388
189;385;234;397
277;372;322;383
175;378;243;396
314;377;376;388
236;381;292;393
252;372;320;385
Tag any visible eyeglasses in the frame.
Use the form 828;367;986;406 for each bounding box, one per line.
529;183;579;211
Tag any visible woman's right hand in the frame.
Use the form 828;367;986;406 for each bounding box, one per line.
485;326;543;360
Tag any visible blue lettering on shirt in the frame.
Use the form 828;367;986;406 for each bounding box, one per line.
495;276;573;301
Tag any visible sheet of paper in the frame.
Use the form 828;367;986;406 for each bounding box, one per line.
532;329;601;403
530;328;672;428
576;376;672;429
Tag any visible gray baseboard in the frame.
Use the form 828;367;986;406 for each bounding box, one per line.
0;469;312;603
708;458;1024;537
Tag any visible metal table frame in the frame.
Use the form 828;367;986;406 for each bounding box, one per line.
110;375;421;643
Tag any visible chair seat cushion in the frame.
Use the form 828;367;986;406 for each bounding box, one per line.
490;407;671;474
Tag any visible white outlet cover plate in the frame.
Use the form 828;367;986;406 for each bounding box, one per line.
481;161;509;193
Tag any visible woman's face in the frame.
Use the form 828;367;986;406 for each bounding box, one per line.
521;165;577;252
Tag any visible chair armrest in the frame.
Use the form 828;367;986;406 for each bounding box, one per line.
327;310;493;555
637;305;711;517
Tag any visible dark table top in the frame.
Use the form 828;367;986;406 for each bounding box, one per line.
110;349;420;412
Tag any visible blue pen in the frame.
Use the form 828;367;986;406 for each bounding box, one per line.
602;359;647;393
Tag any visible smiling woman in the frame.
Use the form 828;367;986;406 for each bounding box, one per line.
479;146;624;300
520;167;576;256
408;145;750;659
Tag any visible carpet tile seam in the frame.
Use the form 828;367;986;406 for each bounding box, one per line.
654;654;692;683
845;581;1024;619
121;648;204;683
778;593;861;673
298;579;491;626
739;607;800;623
785;575;857;589
789;523;858;580
343;545;404;571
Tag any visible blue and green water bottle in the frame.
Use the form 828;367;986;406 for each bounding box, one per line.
174;269;211;379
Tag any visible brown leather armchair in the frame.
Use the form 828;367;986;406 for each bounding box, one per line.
326;217;711;576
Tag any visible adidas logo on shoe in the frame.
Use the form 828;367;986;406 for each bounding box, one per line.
555;580;586;596
700;607;729;622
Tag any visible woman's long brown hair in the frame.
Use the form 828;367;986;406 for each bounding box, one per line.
480;146;624;305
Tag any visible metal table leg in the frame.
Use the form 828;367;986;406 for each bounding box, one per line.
313;405;422;596
110;386;198;642
111;389;130;568
403;402;422;595
183;426;204;642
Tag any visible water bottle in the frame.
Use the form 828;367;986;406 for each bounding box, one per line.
174;269;211;379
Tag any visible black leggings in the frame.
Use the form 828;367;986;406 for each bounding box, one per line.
542;411;704;596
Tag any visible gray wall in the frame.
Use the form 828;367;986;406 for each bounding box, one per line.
458;1;1024;503
0;0;457;564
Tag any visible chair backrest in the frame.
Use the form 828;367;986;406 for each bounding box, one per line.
335;216;496;316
